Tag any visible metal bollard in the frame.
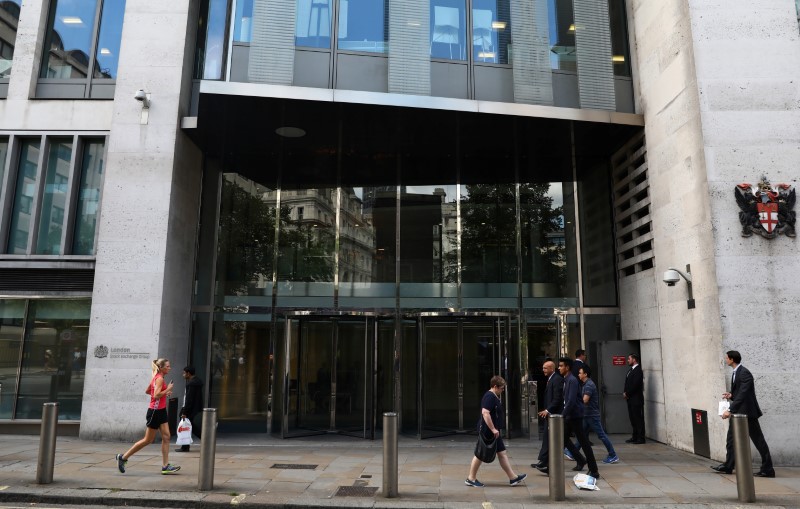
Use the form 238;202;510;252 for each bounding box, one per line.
732;414;756;502
548;414;565;501
383;412;398;498
198;409;217;491
36;402;59;484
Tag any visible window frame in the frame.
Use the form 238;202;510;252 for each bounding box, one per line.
0;132;108;258
36;0;120;99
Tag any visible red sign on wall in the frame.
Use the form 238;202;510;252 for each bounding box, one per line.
695;412;703;424
612;356;626;366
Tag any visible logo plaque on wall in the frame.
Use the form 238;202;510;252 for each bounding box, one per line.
735;178;796;239
94;345;109;358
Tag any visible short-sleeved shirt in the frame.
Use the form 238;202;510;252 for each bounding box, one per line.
582;378;600;417
478;390;505;431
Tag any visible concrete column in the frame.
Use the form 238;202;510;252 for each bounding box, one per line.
80;0;202;441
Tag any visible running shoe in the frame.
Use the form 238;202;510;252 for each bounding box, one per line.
464;478;485;487
115;453;127;473
509;473;527;486
564;448;575;461
602;454;619;464
161;464;181;475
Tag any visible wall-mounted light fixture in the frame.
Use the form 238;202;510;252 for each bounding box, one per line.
663;264;695;309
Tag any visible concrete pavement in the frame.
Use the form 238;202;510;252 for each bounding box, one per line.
0;433;797;508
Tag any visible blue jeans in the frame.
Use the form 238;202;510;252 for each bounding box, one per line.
583;415;616;456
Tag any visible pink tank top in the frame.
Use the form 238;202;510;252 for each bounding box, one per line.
149;373;166;410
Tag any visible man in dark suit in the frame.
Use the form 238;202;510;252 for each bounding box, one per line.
711;350;774;477
571;349;586;378
531;359;563;470
558;357;599;479
623;353;645;444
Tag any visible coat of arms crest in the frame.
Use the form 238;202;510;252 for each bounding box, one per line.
735;178;796;239
93;345;109;358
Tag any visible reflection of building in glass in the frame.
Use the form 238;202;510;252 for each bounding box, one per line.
0;1;20;77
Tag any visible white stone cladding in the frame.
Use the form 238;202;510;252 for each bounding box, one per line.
625;0;800;464
78;0;202;441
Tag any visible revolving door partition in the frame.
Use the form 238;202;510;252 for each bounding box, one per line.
282;314;377;438
418;315;510;438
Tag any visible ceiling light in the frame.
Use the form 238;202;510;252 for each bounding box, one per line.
491;21;506;30
478;52;495;59
100;48;111;55
612;55;625;62
568;23;575;32
62;16;83;24
275;126;306;138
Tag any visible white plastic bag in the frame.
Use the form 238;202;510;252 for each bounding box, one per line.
176;417;193;445
573;473;599;491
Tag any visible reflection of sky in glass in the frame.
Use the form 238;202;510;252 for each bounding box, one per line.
94;0;126;78
546;183;563;208
51;0;98;55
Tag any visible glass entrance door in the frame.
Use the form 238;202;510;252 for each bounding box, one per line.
283;316;374;438
419;317;507;438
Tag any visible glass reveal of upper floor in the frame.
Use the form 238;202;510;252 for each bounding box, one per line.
195;0;634;112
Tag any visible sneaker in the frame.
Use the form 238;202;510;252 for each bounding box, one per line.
509;473;527;486
115;453;127;473
603;455;619;464
161;464;181;475
464;478;485;487
564;448;575;461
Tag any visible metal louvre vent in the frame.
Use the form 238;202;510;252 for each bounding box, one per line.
271;463;318;470
0;268;95;292
334;486;378;497
612;132;653;278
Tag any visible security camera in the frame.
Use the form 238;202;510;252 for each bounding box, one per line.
134;89;150;108
663;269;681;286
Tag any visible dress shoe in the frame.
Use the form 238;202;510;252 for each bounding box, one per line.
174;447;190;452
571;461;586;472
531;462;545;469
587;471;600;479
535;463;548;471
625;438;636;443
753;471;775;478
632;439;646;444
538;467;549;475
710;464;733;474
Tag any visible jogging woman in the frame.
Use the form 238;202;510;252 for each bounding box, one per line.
116;358;181;474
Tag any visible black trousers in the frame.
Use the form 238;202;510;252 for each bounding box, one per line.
627;400;645;441
723;417;773;473
564;417;598;474
537;419;550;462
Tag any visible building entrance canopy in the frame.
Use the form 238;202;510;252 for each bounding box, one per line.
188;94;640;435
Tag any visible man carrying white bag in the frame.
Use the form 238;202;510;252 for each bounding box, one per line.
175;366;203;452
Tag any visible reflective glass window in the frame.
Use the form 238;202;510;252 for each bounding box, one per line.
233;0;254;43
36;139;72;255
339;186;396;308
608;0;631;77
7;140;40;254
201;0;229;79
41;0;99;79
93;0;125;78
0;1;21;78
216;174;278;302
548;0;576;71
0;299;25;419
296;0;331;49
72;140;104;255
472;0;510;64
16;299;91;420
337;0;387;53
430;0;466;60
0;138;8;196
277;186;336;307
